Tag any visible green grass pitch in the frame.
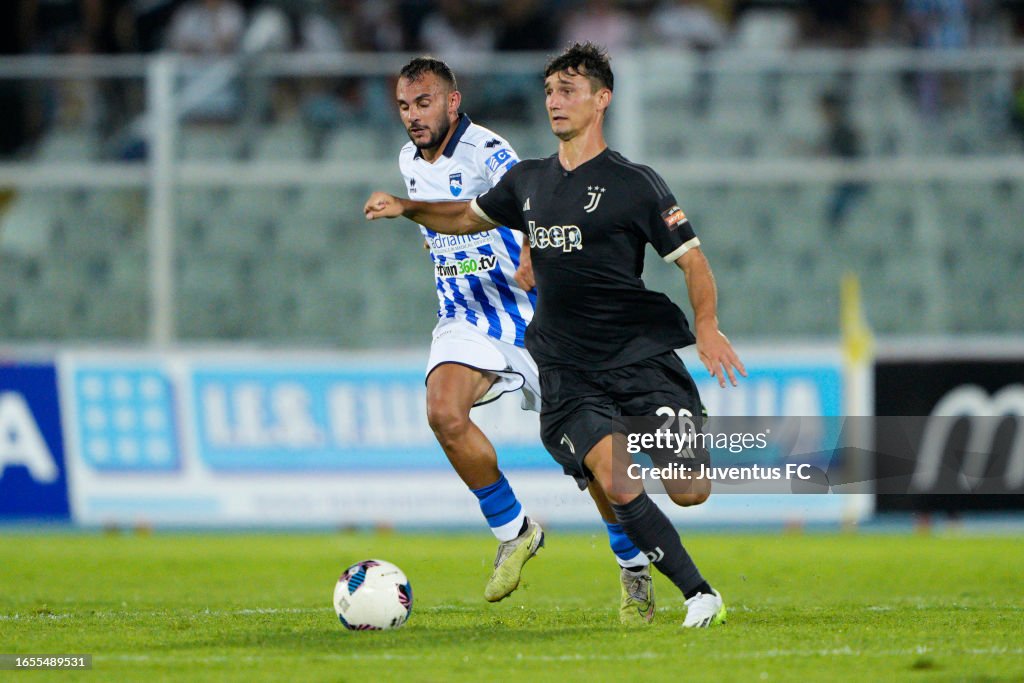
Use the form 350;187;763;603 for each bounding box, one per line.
1;529;1022;682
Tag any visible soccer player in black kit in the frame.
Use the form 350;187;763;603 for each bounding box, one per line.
365;42;746;628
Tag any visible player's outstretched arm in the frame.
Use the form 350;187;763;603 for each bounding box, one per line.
363;191;494;235
674;247;748;388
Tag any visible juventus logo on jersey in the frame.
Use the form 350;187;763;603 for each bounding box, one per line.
584;186;606;213
560;434;575;454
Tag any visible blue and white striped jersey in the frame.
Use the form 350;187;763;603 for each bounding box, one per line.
399;114;535;347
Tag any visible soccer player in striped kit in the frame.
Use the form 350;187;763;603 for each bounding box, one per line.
394;57;655;621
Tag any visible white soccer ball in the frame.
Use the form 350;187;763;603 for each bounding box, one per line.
333;559;413;631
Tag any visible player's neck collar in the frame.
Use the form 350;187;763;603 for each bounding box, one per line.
558;144;610;173
414;113;472;161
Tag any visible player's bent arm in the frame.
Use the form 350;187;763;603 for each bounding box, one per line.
674;247;719;332
363;191;495;235
675;247;748;387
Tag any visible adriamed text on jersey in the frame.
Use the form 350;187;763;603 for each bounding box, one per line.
472;148;701;370
399;114;536;347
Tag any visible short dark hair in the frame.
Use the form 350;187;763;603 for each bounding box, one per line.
399;56;458;92
544;42;614;92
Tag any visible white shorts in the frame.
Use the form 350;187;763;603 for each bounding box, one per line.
426;318;541;412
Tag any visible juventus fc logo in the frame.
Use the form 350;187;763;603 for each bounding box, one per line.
645;547;664;563
583;186;605;213
560;434;576;454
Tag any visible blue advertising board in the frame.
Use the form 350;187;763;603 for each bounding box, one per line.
72;366;180;473
0;363;70;520
59;348;866;527
189;365;552;471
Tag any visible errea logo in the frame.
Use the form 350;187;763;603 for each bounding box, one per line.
527;220;583;252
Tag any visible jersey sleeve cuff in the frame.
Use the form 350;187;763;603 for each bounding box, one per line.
470;198;500;226
662;236;701;263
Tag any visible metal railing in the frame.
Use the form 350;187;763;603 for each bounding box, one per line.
0;49;1022;345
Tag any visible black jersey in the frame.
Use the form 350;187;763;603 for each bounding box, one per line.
473;148;701;370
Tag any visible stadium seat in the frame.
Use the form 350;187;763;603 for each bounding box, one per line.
177;187;224;228
78;188;146;227
222;186;290;227
322;127;379;161
179;125;243;160
79;287;147;339
199;213;270;257
251;122;312;160
0;190;64;256
176;285;248;339
34;130;99;162
177;253;245;298
14;286;77;338
108;250;147;289
274;216;334;257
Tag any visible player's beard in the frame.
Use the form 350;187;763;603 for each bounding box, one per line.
409;118;451;154
550;116;578;142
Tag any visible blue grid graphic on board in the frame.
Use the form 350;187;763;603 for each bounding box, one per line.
75;368;179;471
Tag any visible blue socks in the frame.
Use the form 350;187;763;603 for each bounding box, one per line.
470;474;653;572
471;473;527;542
605;520;649;569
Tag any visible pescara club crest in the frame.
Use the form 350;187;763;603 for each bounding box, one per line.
449;172;463;197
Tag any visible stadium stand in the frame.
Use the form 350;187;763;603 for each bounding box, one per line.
2;42;1023;344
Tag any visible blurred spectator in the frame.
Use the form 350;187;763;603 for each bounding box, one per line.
131;0;182;53
798;0;862;48
473;0;559;124
971;0;1012;47
1010;71;1024;144
905;0;970;50
731;6;799;49
560;0;637;52
819;90;866;229
21;0;103;54
167;0;246;121
0;3;31;156
646;0;727;51
343;0;403;52
396;0;435;50
863;0;909;48
52;31;102;128
89;0;140;54
904;0;970;117
495;0;558;51
242;2;341;54
299;6;345;53
420;0;495;68
0;3;27;55
167;0;245;55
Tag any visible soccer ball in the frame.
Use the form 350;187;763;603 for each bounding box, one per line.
333;559;413;631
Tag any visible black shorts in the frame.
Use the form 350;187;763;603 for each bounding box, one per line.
539;351;704;489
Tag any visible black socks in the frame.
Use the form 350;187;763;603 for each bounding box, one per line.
611;492;707;597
